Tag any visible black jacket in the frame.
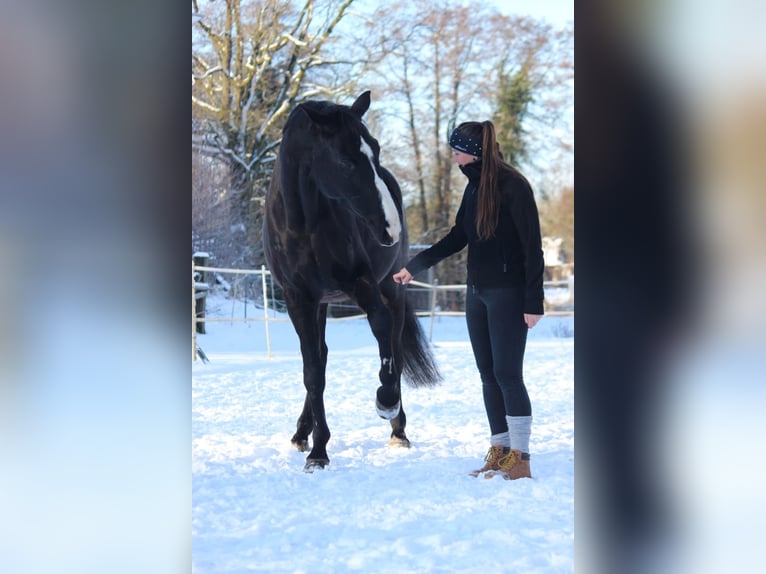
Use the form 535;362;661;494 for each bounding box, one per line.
405;161;545;315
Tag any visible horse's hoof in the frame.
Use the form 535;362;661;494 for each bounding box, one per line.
303;459;329;473
388;436;411;448
291;438;309;452
376;399;401;420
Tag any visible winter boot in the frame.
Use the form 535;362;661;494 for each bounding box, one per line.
485;448;532;480
469;445;510;477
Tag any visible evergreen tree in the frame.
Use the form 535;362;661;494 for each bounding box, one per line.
493;67;534;166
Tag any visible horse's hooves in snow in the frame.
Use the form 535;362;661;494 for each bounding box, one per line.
291;438;309;452
303;459;329;473
376;399;401;420
388;435;411;448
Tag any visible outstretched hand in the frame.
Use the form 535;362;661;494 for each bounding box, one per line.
392;268;413;284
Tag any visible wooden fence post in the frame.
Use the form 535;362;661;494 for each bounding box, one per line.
192;260;197;360
193;252;209;334
429;279;438;342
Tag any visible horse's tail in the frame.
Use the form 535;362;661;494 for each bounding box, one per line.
401;299;442;388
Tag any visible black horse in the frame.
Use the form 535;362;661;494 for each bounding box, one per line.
263;91;441;472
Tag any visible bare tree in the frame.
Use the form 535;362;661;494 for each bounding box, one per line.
361;0;573;290
191;0;573;279
192;152;238;262
192;0;360;266
362;0;495;237
539;184;574;266
492;18;574;176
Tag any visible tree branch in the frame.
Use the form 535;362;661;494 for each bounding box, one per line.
192;96;221;114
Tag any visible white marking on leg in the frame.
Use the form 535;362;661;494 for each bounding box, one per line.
360;139;401;244
376;400;401;420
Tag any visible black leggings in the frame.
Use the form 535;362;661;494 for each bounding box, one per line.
465;285;531;434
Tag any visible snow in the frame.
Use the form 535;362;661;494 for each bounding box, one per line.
193;292;574;573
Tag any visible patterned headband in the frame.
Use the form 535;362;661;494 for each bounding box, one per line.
449;128;482;157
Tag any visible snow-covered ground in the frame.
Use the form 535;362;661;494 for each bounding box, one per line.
192;292;574;573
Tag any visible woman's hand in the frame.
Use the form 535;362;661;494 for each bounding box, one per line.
524;313;543;329
392;268;413;284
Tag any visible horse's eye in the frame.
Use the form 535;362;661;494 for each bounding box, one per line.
338;158;354;171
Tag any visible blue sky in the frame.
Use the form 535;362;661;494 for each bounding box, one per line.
491;0;573;27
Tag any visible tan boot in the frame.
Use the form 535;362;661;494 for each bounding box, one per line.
469;445;510;477
484;449;532;480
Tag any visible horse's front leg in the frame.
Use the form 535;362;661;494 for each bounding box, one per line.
285;294;331;472
381;281;410;448
290;305;329;453
353;278;401;420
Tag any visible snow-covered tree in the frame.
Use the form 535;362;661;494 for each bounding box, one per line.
192;0;360;266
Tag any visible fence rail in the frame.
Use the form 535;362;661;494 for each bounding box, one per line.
193;262;573;360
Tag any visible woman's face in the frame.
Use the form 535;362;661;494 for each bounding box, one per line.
451;147;479;166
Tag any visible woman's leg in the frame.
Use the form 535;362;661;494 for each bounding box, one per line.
465;287;508;436
478;287;534;478
483;287;531;417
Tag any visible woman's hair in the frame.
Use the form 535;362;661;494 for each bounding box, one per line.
453;121;520;240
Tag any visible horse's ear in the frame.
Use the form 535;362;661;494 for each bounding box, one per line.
350;91;371;118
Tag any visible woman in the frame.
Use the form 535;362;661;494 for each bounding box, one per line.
393;121;545;479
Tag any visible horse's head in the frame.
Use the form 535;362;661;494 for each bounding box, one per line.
280;91;402;246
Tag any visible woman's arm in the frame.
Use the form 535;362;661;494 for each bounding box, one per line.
394;194;469;280
507;178;546;315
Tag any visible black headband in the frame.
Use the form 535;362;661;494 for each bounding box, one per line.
449;129;482;157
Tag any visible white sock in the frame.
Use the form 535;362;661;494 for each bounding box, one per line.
506;415;532;454
490;431;509;447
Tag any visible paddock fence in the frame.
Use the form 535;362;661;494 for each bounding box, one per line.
192;261;574;360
